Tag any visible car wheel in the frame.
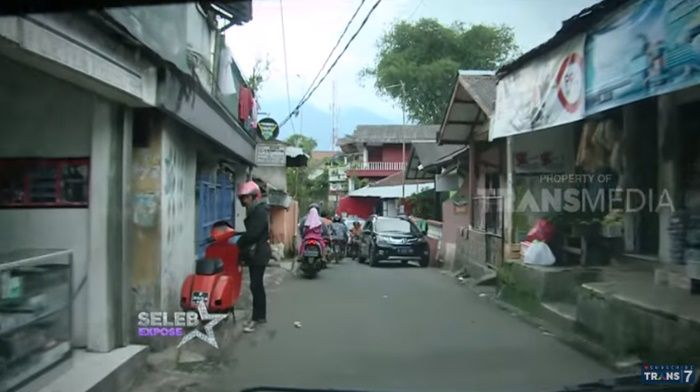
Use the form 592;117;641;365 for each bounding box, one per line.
369;245;380;267
419;256;429;268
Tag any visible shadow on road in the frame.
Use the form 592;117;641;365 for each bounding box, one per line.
368;262;419;269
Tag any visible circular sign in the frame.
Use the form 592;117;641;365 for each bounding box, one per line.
257;117;279;141
555;52;584;113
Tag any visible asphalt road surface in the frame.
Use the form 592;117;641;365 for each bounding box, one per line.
147;259;616;392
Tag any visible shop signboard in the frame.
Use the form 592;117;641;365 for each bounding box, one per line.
255;143;286;167
257;117;280;141
586;0;700;115
491;35;586;140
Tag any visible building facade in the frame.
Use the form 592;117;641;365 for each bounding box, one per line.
0;2;256;366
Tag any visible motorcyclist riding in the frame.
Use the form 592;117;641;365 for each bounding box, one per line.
329;215;348;261
349;221;363;259
299;206;327;262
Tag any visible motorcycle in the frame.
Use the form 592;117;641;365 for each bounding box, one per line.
299;237;325;278
330;238;346;263
348;236;361;260
180;220;243;319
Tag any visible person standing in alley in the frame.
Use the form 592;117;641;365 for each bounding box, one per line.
235;180;271;333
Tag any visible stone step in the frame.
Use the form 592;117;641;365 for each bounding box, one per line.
541;301;577;331
654;264;691;291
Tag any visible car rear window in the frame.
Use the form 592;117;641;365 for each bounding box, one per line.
375;218;419;234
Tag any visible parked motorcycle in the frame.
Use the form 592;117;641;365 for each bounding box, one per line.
180;221;242;319
299;237;325;278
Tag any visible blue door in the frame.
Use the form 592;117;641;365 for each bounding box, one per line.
196;169;234;256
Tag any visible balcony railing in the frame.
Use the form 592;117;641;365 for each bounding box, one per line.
351;161;405;171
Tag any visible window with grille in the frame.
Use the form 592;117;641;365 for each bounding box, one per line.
0;158;89;208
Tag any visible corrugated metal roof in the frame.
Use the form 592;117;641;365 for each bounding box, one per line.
348;183;434;198
458;73;497;117
437;70;497;144
497;0;630;78
405;142;467;180
285;146;309;167
413;142;466;169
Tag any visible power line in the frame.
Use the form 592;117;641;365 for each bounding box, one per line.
278;0;296;133
280;0;383;128
408;0;424;19
296;0;366;112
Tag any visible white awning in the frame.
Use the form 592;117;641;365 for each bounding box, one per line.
348;183;434;199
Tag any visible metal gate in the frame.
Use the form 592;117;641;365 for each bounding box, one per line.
196;169;234;256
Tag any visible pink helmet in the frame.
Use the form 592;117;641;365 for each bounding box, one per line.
236;180;261;200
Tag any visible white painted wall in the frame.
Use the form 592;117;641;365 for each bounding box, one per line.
160;124;197;311
0;56;93;347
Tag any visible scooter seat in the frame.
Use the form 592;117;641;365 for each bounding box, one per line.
196;258;224;275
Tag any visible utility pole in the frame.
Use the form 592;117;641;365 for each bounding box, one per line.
331;81;337;151
400;81;406;204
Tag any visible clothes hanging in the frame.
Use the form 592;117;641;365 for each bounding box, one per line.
218;46;237;95
239;87;254;123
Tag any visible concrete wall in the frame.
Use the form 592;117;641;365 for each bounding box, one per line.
131;115;163;318
0;56;94;347
130;116;198;316
270;201;299;255
252;166;287;192
87;98;127;352
440;200;468;268
160;122;197;311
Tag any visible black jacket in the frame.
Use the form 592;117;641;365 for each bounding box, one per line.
237;201;271;266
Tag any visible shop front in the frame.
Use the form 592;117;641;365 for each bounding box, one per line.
436;71;504;277
490;0;700;364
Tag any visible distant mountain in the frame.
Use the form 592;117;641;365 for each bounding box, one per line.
258;98;396;149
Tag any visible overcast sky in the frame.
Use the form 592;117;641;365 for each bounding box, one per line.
226;0;598;134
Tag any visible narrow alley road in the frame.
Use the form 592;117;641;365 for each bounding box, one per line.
137;260;616;392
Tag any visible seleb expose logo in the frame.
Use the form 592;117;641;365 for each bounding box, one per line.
137;302;228;348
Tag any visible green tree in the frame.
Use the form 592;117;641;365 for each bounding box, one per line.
246;56;271;96
361;19;518;124
285;135;327;210
286;134;317;155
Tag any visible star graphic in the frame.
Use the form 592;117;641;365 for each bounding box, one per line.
177;301;228;349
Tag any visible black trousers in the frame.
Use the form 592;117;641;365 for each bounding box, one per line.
248;265;266;321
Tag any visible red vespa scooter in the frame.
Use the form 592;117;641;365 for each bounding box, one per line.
180;221;243;319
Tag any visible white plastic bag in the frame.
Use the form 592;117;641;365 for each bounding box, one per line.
524;240;556;266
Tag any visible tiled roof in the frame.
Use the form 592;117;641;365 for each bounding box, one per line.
341;124;439;145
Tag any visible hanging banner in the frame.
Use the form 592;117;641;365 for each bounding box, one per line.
586;0;700;115
491;35;586;140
